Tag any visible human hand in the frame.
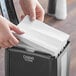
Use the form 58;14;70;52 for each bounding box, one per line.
0;16;24;48
19;0;45;21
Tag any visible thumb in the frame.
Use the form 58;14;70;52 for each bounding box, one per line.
10;24;24;34
29;8;36;21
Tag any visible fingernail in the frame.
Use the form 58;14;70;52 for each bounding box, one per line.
30;17;36;21
19;29;25;34
33;16;36;20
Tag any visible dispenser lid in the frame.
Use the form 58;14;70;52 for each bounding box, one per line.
16;15;69;57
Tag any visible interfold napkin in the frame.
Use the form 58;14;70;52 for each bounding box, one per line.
15;15;69;57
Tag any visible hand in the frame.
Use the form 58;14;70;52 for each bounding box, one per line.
19;0;45;21
0;16;24;48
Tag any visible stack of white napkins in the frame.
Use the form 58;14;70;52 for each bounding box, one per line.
16;15;69;57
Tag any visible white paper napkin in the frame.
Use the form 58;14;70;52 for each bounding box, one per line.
15;15;69;57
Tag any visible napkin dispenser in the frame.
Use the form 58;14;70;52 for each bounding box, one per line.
5;16;70;76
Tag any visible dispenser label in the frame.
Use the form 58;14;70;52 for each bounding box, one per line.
23;55;34;62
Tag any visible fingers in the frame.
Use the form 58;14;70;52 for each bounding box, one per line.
0;43;6;48
36;11;44;22
9;33;19;46
9;23;24;34
0;33;19;48
21;15;25;20
0;41;12;48
19;0;45;21
29;8;36;21
29;1;45;21
2;41;13;48
36;1;45;22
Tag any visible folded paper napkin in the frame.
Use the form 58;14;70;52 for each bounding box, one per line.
15;15;69;57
